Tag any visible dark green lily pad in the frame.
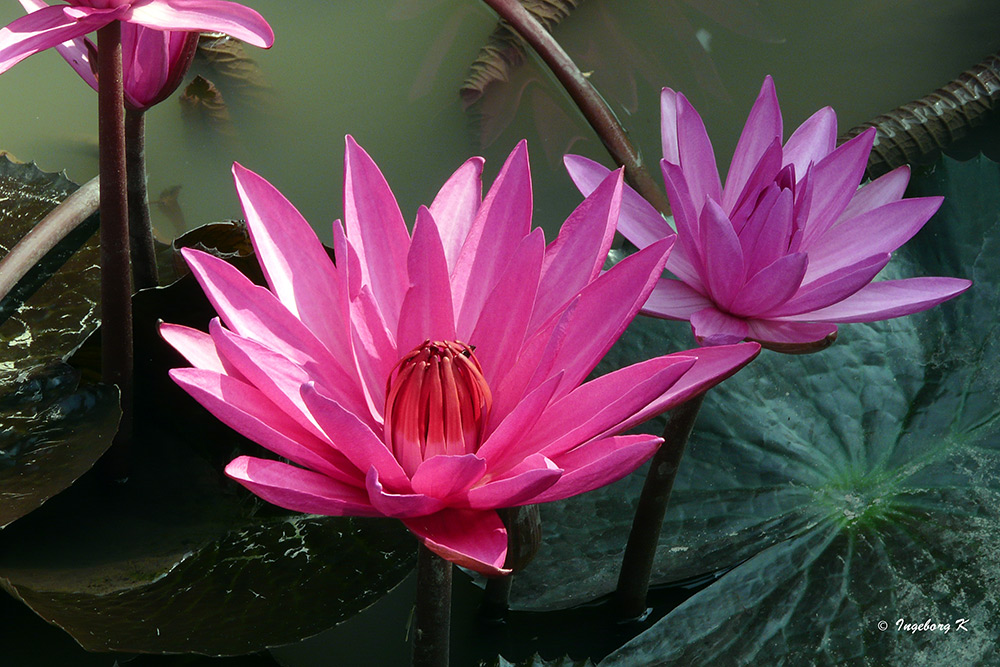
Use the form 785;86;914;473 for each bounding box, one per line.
0;157;116;528
0;260;416;655
512;154;1000;663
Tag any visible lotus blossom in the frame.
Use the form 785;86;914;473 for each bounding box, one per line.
160;138;759;574
566;76;971;351
0;0;273;76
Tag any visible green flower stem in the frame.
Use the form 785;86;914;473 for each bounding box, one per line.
124;107;158;290
413;543;452;667
480;0;672;216
97;20;133;479
614;391;706;620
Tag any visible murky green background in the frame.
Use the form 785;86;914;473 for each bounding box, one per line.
1;0;998;245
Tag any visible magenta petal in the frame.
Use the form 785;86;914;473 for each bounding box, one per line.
127;0;274;48
738;186;793;278
699;200;745;307
18;0;97;89
226;456;378;517
768;253;891;317
690;307;749;346
776;277;972;323
429;157;484;273
466;454;561;509
411;454;488;500
172;369;361;485
366;468;446;518
0;4;112;73
530;434;662;504
746;320;838;349
660;87;680;164
396;206;456;354
403;509;510;576
723;76;782;212
835;165;910;224
344;136;411;330
477;373;562;470
675;91;722;208
781;106;837;179
564;154;668;250
729;252;808;317
641;277;713;320
159;322;224;373
797;128;875;244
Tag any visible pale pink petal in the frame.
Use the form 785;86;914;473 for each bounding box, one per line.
0;4;113;73
411;454;487;500
300;383;411;491
233;163;354;373
453;141;533;337
781;106;837;179
466;454;561;508
767;253;891;317
728;252;808;317
530;434;662;504
833;165;911;227
403;509;510;576
366;468;446;518
564;154;668;250
159;322;224;373
533;168;623;330
429;157;484;273
641;277;713;320
775;277;972;323
723;76;782;212
699;199;745;307
225;456;377;516
797;128;875;245
803;196;942;280
660;87;680;164
343;136;411;330
675;91;722;208
127;0;274;48
746;320;838;350
396;206;456;355
690;307;749;346
171;369;362;485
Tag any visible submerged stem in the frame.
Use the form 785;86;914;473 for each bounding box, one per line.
97;21;133;479
413;544;452;667
125;108;158;290
614;391;706;620
480;0;671;216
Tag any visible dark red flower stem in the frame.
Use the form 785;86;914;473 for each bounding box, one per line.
614;391;706;620
125;107;158;290
480;0;672;217
97;21;133;479
413;544;452;667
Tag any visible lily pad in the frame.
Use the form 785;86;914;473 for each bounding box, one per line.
0;264;416;655
514;154;1000;663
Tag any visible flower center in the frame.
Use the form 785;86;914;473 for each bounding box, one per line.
384;340;492;476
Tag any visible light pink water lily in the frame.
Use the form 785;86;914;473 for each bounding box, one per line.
161;138;760;574
0;0;273;76
566;76;971;351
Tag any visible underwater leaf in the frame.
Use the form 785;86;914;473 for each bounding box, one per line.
180;75;234;132
510;153;1000;618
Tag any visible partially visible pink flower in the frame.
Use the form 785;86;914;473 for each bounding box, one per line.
567;76;971;352
161;138;759;574
0;0;273;77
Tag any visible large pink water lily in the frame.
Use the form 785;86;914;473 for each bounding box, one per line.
566;76;971;351
161;138;759;574
0;0;273;75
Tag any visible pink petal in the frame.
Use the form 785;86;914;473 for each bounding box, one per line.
690;307;749;346
797;128;875;245
675;91;722;209
18;0;97;89
477;373;562;470
225;456;378;517
301;383;411;491
429;157;484;273
727;139;783;232
530;434;662;504
127;0;274;48
737;185;792;278
159;322;224;373
466;454;561;509
699;199;745;307
723;76;782;212
396;206;456;355
746;320;838;351
232;163;355;373
365;468;446;518
641;277;713;320
775;277;972;323
403;509;510;576
660;87;680;164
767;253;891;317
728;252;808;316
452;141;533;338
833;165;910;226
411;454;488;500
349;284;398;417
660;160;707;290
343;136;411;331
533;168;623;330
563;154;668;250
0;4;113;73
171;368;361;485
781;106;837;179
